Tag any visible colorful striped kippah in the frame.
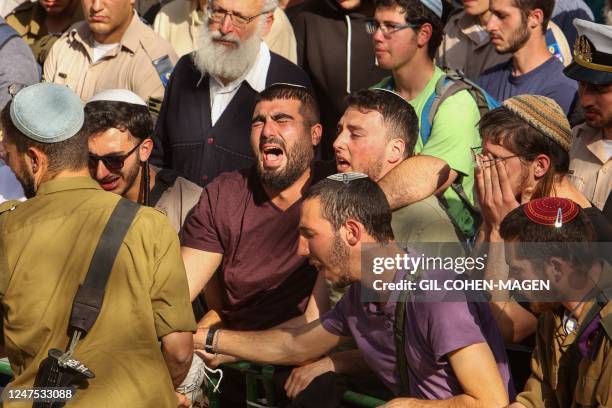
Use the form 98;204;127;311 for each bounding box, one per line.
502;95;572;152
524;197;580;227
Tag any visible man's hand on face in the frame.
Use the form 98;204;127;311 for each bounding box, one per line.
475;154;533;233
284;356;334;399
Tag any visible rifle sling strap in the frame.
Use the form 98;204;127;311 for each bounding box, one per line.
69;198;139;336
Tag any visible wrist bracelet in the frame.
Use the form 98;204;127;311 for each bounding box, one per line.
205;328;218;353
213;329;221;355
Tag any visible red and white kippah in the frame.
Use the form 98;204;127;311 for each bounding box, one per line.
523;197;580;227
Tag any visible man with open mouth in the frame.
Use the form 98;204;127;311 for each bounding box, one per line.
181;83;332;405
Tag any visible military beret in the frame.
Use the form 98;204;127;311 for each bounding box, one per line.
10;83;84;143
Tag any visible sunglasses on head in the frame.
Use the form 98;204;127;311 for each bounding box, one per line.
88;141;142;171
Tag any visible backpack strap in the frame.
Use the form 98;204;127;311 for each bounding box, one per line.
69;198;140;336
419;71;499;146
0;22;19;50
394;287;411;396
545;28;564;65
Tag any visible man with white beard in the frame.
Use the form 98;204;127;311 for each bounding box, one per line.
151;0;311;186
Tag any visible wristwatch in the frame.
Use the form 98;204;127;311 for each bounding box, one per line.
204;328;218;354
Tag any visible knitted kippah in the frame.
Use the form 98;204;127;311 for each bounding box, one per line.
502;95;572;152
524;197;580;227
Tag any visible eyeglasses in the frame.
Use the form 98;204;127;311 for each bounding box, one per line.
365;20;421;38
206;6;271;29
471;147;519;168
88;141;142;172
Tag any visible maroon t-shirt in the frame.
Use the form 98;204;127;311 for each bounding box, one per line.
182;167;318;330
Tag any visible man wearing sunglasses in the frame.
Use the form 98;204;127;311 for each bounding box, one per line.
0;83;197;407
85;89;202;236
370;0;482;242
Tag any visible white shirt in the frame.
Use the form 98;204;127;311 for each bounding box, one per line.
208;42;271;125
0;162;25;204
604;139;612;161
92;41;119;63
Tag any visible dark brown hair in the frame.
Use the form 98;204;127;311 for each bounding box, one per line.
304;177;395;243
478;107;570;199
255;84;320;128
500;203;597;273
1;101;88;175
375;0;444;59
345;89;419;158
512;0;554;34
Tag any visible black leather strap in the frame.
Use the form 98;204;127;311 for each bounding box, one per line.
69;198;140;336
205;328;218;353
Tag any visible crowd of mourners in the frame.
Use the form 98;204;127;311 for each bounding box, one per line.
0;0;610;406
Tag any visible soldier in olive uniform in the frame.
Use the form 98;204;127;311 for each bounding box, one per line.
500;197;611;407
5;0;83;65
0;83;197;406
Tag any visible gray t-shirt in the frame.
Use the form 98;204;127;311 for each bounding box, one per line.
0;18;39;111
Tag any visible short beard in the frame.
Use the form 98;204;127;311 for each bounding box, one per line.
193;18;264;82
366;156;385;181
497;17;530;54
17;168;36;199
330;233;352;289
515;164;531;201
119;159;142;197
257;133;313;191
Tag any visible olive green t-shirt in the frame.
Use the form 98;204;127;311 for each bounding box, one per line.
0;177;196;407
374;67;482;236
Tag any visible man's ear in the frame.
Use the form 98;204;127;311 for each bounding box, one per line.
528;8;544;30
533;154;551;178
546;257;564;283
26;146;45;175
387;138;405;165
311;123;323;147
139;138;154;162
417;23;433;48
345;219;362;246
260;10;275;38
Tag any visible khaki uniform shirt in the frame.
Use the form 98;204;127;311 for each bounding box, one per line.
516;302;611;407
152;168;202;237
0;177;196;407
5;1;83;65
43;12;177;103
153;0;297;63
437;10;571;81
569;123;612;211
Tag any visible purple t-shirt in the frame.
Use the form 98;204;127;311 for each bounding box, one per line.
181;167;317;330
477;57;577;115
321;282;514;399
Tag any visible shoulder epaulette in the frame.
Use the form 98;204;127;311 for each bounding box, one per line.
148;97;163;115
0;200;21;215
